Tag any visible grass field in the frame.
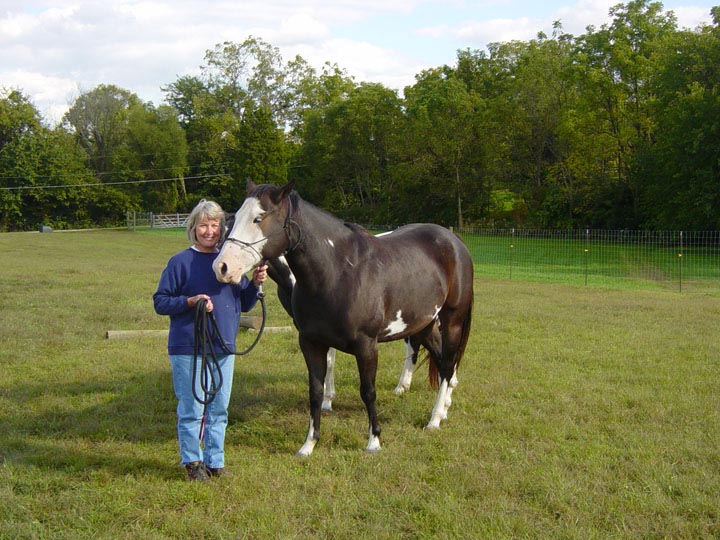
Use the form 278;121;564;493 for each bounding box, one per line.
1;230;719;539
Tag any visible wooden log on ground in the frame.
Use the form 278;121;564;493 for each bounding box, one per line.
105;329;168;339
105;317;293;339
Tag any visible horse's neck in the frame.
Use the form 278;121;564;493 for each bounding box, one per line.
285;202;353;289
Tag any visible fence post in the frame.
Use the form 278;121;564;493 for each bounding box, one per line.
509;228;515;280
585;228;590;285
679;231;684;293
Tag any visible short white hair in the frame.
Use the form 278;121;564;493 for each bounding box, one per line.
186;199;226;244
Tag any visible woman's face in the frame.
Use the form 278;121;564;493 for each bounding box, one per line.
194;216;222;252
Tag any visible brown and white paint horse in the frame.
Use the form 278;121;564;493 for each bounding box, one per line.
215;181;473;455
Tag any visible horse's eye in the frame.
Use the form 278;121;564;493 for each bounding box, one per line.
253;214;264;224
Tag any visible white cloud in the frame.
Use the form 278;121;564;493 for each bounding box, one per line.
297;38;423;91
0;70;78;124
456;17;537;44
672;5;716;29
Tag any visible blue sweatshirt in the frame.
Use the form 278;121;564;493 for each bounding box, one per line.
153;247;259;355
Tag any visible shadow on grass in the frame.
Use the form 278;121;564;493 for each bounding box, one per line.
1;346;440;469
0;364;332;473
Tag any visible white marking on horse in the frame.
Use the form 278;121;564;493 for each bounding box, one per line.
375;230;393;237
213;197;265;283
322;348;336;412
427;378;450;429
385;310;407;337
366;427;381;452
297;416;318;457
393;340;417;395
277;255;296;286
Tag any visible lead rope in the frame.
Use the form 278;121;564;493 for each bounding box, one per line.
192;280;267;444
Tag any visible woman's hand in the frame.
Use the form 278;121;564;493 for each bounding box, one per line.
253;264;268;287
188;294;213;312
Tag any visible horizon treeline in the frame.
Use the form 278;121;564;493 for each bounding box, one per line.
1;0;719;232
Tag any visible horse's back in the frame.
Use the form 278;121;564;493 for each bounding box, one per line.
376;223;472;270
371;223;473;317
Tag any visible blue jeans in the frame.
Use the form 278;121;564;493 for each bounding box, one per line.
169;354;235;468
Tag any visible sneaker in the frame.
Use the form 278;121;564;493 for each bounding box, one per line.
185;461;210;482
206;466;229;478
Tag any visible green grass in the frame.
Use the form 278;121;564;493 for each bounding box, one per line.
458;230;720;291
1;230;719;539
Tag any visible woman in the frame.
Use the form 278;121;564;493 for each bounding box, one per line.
153;199;267;481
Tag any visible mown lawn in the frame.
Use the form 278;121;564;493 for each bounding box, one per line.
0;230;718;539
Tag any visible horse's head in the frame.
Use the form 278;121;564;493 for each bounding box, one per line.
213;180;296;284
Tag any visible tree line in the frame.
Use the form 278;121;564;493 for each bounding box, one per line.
1;0;719;232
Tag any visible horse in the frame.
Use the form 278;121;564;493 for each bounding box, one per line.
223;226;426;412
214;181;474;455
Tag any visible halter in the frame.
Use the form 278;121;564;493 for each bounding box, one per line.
223;194;303;257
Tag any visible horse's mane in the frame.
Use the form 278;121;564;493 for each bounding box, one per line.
343;222;372;236
249;183;301;216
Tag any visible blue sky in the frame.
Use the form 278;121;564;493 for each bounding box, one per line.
1;0;716;125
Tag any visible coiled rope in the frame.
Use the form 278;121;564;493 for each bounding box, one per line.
192;288;267;441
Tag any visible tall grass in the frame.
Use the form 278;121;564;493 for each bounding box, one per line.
1;230;719;539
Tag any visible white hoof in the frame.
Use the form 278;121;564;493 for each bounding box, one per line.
298;418;317;456
393;384;409;395
296;441;316;457
365;434;381;453
321;399;333;412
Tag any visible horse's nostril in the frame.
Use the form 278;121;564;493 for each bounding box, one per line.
220;262;228;275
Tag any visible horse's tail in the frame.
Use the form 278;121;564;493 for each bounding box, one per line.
428;291;473;390
454;291;473;373
428;352;439;390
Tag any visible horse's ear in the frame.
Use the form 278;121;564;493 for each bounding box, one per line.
273;180;296;203
246;179;257;194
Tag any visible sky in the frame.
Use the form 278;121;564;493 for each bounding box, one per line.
1;0;716;125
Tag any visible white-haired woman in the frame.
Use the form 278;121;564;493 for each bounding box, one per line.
153;199;268;481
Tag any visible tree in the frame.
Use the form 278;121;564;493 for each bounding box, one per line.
63;85;139;175
634;8;720;229
403;68;481;227
0;90;99;230
299;82;403;223
162;75;209;128
111;102;189;212
572;0;677;227
0;90;42;229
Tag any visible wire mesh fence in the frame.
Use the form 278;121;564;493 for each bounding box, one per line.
128;216;720;291
457;228;720;291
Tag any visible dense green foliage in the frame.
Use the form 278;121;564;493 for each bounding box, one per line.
2;1;719;231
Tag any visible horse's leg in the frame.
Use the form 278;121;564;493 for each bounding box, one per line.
427;378;451;429
322;348;337;412
355;340;381;452
393;338;418;395
444;369;459;411
426;310;464;429
297;335;329;457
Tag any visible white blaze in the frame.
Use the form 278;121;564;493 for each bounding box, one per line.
213;197;265;283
